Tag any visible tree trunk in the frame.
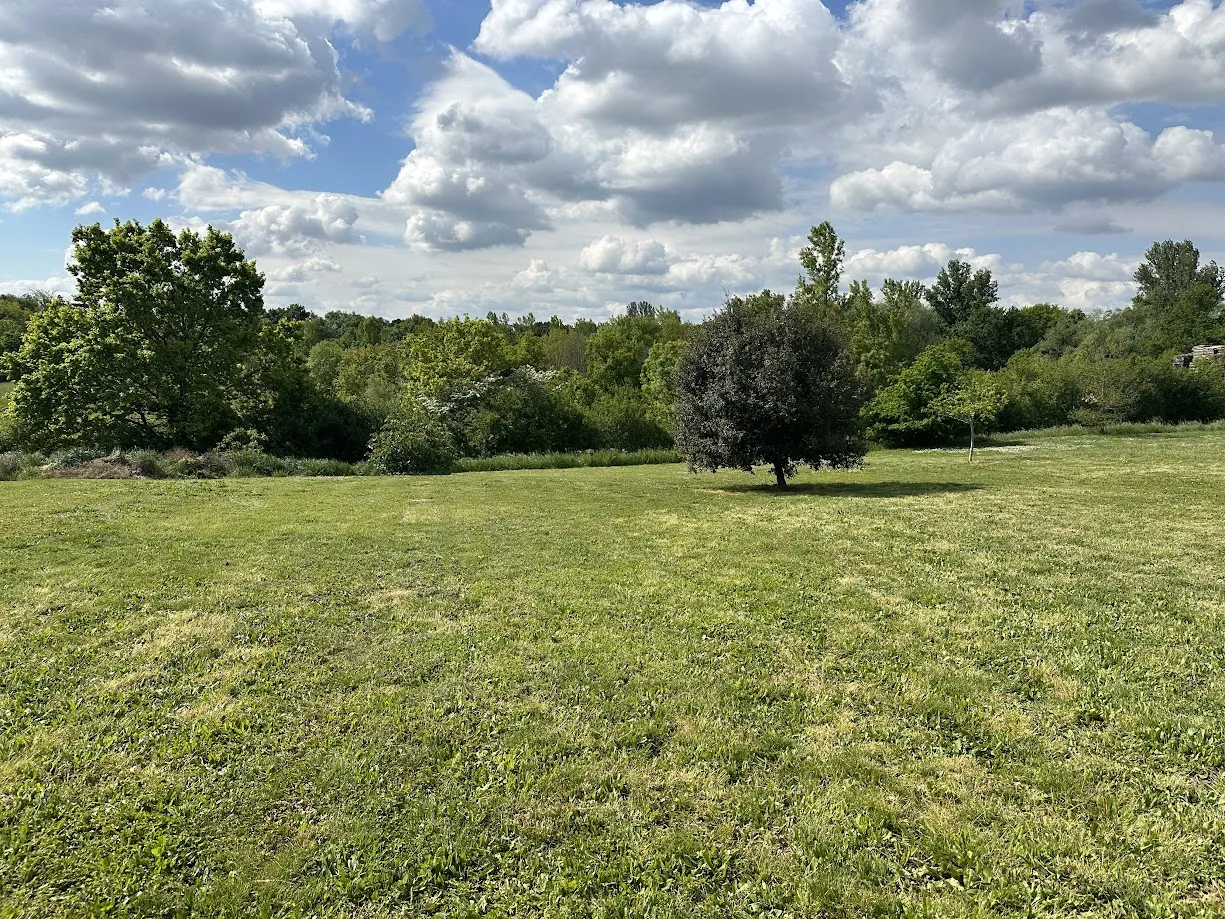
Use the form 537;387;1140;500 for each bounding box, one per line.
969;417;976;462
773;459;789;489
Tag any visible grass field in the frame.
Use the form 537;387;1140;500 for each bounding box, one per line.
1;431;1223;918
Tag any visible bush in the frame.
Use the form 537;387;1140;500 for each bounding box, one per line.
298;458;356;477
368;411;457;475
49;446;107;469
128;449;170;478
165;452;231;479
585;387;672;451
0;410;17;452
223;450;294;478
0;452;20;481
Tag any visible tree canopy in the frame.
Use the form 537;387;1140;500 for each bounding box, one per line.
674;292;866;488
5;220;271;450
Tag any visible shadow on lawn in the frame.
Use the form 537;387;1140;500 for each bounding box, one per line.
714;481;983;498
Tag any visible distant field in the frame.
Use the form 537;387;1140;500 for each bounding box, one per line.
1;433;1223;917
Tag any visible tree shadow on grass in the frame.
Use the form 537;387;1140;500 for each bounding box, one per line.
711;481;984;499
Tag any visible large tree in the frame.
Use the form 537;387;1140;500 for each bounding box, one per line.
674;292;866;488
5;219;267;450
926;259;999;329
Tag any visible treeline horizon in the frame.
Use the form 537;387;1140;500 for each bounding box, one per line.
2;219;1224;470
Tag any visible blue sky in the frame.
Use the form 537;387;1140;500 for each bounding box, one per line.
2;0;1224;320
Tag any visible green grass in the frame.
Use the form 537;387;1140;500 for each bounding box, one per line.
1;432;1224;917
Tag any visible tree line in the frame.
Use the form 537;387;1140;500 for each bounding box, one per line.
1;218;1223;478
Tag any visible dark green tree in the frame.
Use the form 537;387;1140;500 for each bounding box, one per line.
1134;240;1224;308
926;259;999;328
5;219;266;450
674;292;866;488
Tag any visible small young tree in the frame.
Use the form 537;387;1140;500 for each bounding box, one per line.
928;371;1005;461
674;292;866;488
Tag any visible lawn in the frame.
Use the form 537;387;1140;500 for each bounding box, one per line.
1;432;1223;918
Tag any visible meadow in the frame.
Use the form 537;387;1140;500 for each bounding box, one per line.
1;431;1223;918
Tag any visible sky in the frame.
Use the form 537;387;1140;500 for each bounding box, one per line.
1;0;1224;322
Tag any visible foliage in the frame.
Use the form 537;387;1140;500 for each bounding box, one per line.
675;293;866;487
455;448;680;473
640;338;688;433
927;370;1006;460
400;318;520;398
5;220;266;450
864;341;969;445
438;368;595;457
368;409;457;475
847;279;944;387
585;386;672;451
795;220;847;324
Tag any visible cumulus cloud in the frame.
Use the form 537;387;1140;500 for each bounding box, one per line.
0;0;430;209
269;256;343;283
230;196;363;255
579;236;670;275
831;111;1225;213
384;54;552;251
253;0;430;41
74;202;106;217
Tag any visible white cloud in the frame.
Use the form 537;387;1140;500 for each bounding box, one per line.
231;196;363;256
269;256;343;283
74;202;106;217
253;0;431;41
831;111;1225;213
578;236;670;275
0;0;416;209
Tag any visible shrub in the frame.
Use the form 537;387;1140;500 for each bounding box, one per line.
585;387;672;451
128;449;170;478
224;450;294;477
368;410;457;475
49;446;107;469
0;452;20;481
298;458;356;477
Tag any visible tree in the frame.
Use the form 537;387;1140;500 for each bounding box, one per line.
1134;239;1224;308
863;341;969;446
400;318;519;398
5;219;265;450
584;315;662;391
796;221;846;322
674;292;866;488
927;259;999;329
641;339;688;434
928;371;1005;461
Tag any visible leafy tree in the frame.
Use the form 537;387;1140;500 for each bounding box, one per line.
847;279;944;387
307;339;345;393
996;351;1081;431
0;295;39;378
795;221;846;324
543;324;590;373
1134;240;1224;307
5;219;265;450
626;301;657;318
585;315;663;391
927;259;999;328
400;318;519;398
863;341;969;446
928;371;1005;461
674;292;866;488
585;386;672;451
428;368;594;457
641;339;688;434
